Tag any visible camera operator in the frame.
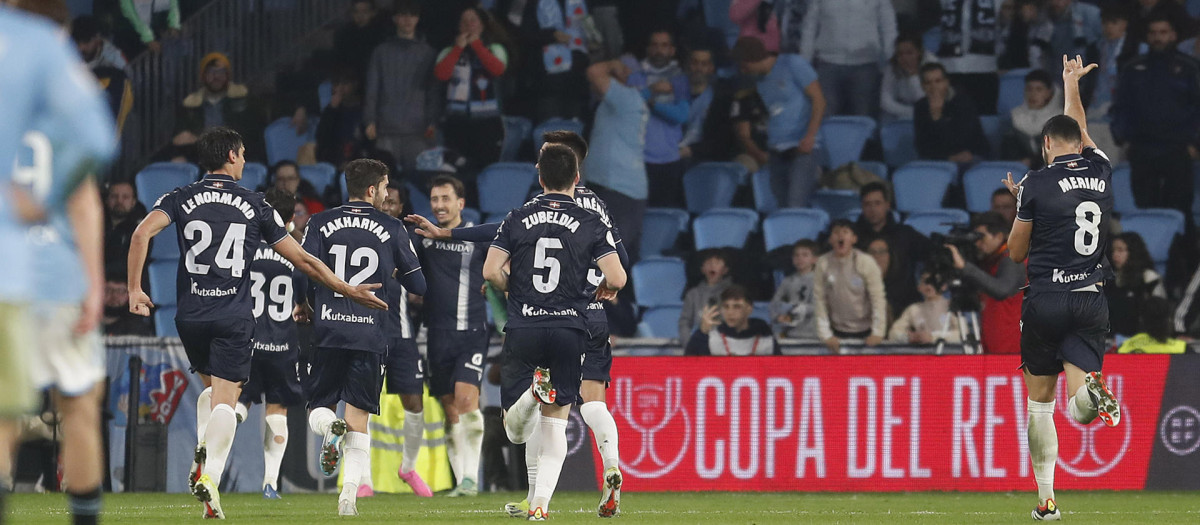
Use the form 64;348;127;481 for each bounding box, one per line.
944;212;1026;354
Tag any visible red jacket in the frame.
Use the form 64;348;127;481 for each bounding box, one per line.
979;246;1023;354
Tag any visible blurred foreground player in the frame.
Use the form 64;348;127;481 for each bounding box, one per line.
484;144;626;520
127;128;386;519
1005;56;1122;521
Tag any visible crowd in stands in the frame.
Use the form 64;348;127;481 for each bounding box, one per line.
81;0;1200;354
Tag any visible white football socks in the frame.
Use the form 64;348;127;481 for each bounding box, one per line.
195;387;213;441
308;407;337;437
340;432;370;503
1068;385;1098;424
204;404;238;485
460;409;484;483
263;414;288;489
531;417;568;512
581;401;620;471
1027;399;1058;504
447;422;465;483
524;417;542;503
234;403;249;424
504;389;539;444
400;410;424;475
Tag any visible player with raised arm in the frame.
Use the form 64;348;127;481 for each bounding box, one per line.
406;131;630;517
1004;55;1121;521
232;188;303;500
295;159;426;516
127;128;387;519
484;144;627;521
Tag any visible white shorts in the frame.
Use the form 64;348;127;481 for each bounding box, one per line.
0;303;35;415
29;304;105;397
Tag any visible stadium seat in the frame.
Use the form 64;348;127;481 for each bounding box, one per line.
880;119;917;167
134;162;199;209
923;26;941;53
693;208;758;250
263;116;318;165
858;161;888;181
892;163;955;212
845;208;901;224
904;209;970;237
641;208;689;257
407;182;433;218
461;207;482;225
299;162;337;193
500;116;532;162
998;68;1032;116
1121;209;1185;274
147;259;178;306
318;80;332;110
819;115;877;168
240;162;268;190
811;189;860;220
963;162;1028;213
154;306;179;338
752;301;771;322
637;305;684;339
477;162;538;217
532;118;584;151
150;228;179;260
978;115;1005;158
751;169;778;214
684;162;747;214
1111;163;1137;213
631;256;686;309
763;208;830;252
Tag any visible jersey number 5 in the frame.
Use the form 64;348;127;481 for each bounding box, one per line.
533;237;562;293
1074;201;1102;256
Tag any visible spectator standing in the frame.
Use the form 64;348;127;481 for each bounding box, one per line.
888;272;961;344
800;0;897;116
770;240;818;339
685;285;780;356
914;63;990;163
854;182;930;314
1028;0;1102;75
315;73;365;170
1004;69;1063;167
582;59;649;262
679;251;735;343
103;182;146;274
944;212;1024;354
680;48;715;163
434;6;509;172
629;30;690;209
334;0;393;81
116;0;179;55
1106;232;1166;337
1112;16;1200;220
934;0;1002;113
72;15;127;71
814;219;887;353
730;84;771;173
364;0;439;175
776;0;810;54
172;52;266;163
997;0;1037;70
729;0;781;52
516;0;592;121
733;36;826;208
881;34;936;121
991;187;1018;225
1130;0;1197;46
1090;6;1137;114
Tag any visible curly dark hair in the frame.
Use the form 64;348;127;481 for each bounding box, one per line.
1112;231;1155;287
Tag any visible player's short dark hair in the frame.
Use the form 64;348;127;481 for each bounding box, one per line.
344;158;389;199
793;239;818;253
920;62;947;80
429;174;465;199
542;130;588;161
537;144;578;191
992;187;1015;200
830;218;856;233
971;211;1010;236
1024;69;1053;90
264;188;296;225
1041;114;1083;146
719;284;750;305
71;15;100;43
859;181;890;203
196;127;244;173
393;0;420;15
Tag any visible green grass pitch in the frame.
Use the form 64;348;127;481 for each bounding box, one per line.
6;491;1200;524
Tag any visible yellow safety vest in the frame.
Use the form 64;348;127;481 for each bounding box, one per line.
338;384;455;493
1117;334;1188;354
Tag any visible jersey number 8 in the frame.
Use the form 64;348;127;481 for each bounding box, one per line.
1074;201;1102;256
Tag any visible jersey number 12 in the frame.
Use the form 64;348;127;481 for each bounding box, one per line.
329;244;378;298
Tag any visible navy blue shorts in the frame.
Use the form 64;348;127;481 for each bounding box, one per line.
500;327;585;410
307;348;384;414
239;355;303;406
385;338;425;396
176;317;255;383
1021;291;1110;376
427;328;488;397
581;320;612;384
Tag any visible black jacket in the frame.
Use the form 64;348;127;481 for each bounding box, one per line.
855;214;932;314
914;92;989;160
1112;50;1200;147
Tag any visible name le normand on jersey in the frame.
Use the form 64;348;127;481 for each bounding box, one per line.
175;189;258;219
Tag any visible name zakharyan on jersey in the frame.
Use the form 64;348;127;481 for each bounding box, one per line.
318;215;392;242
179;190;258;219
319;304;376;324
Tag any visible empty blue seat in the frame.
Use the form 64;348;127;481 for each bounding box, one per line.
318;80;332;110
752;301;772;323
637;305;684;339
693;208;758;250
533;118;585;151
892;163;955;212
263;116;318;165
751;169;778;213
881;119;917;167
477;162;538;217
963;162;1028;213
923;26;941;54
147;259;178;306
684;162;747;214
631;256;686;309
763;208;830;252
500;116;532;162
811;189;860;221
858;161;888;181
150;228;179;259
299;162;337;193
134;162;199;210
407;182;433;218
641;208;689;257
1111;163;1137;213
905;209;970;237
240;162;268;190
819;115;877;168
979;115;1005;158
154;306;178;338
998;68;1032;116
1121;209;1185;272
461;207;482;225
